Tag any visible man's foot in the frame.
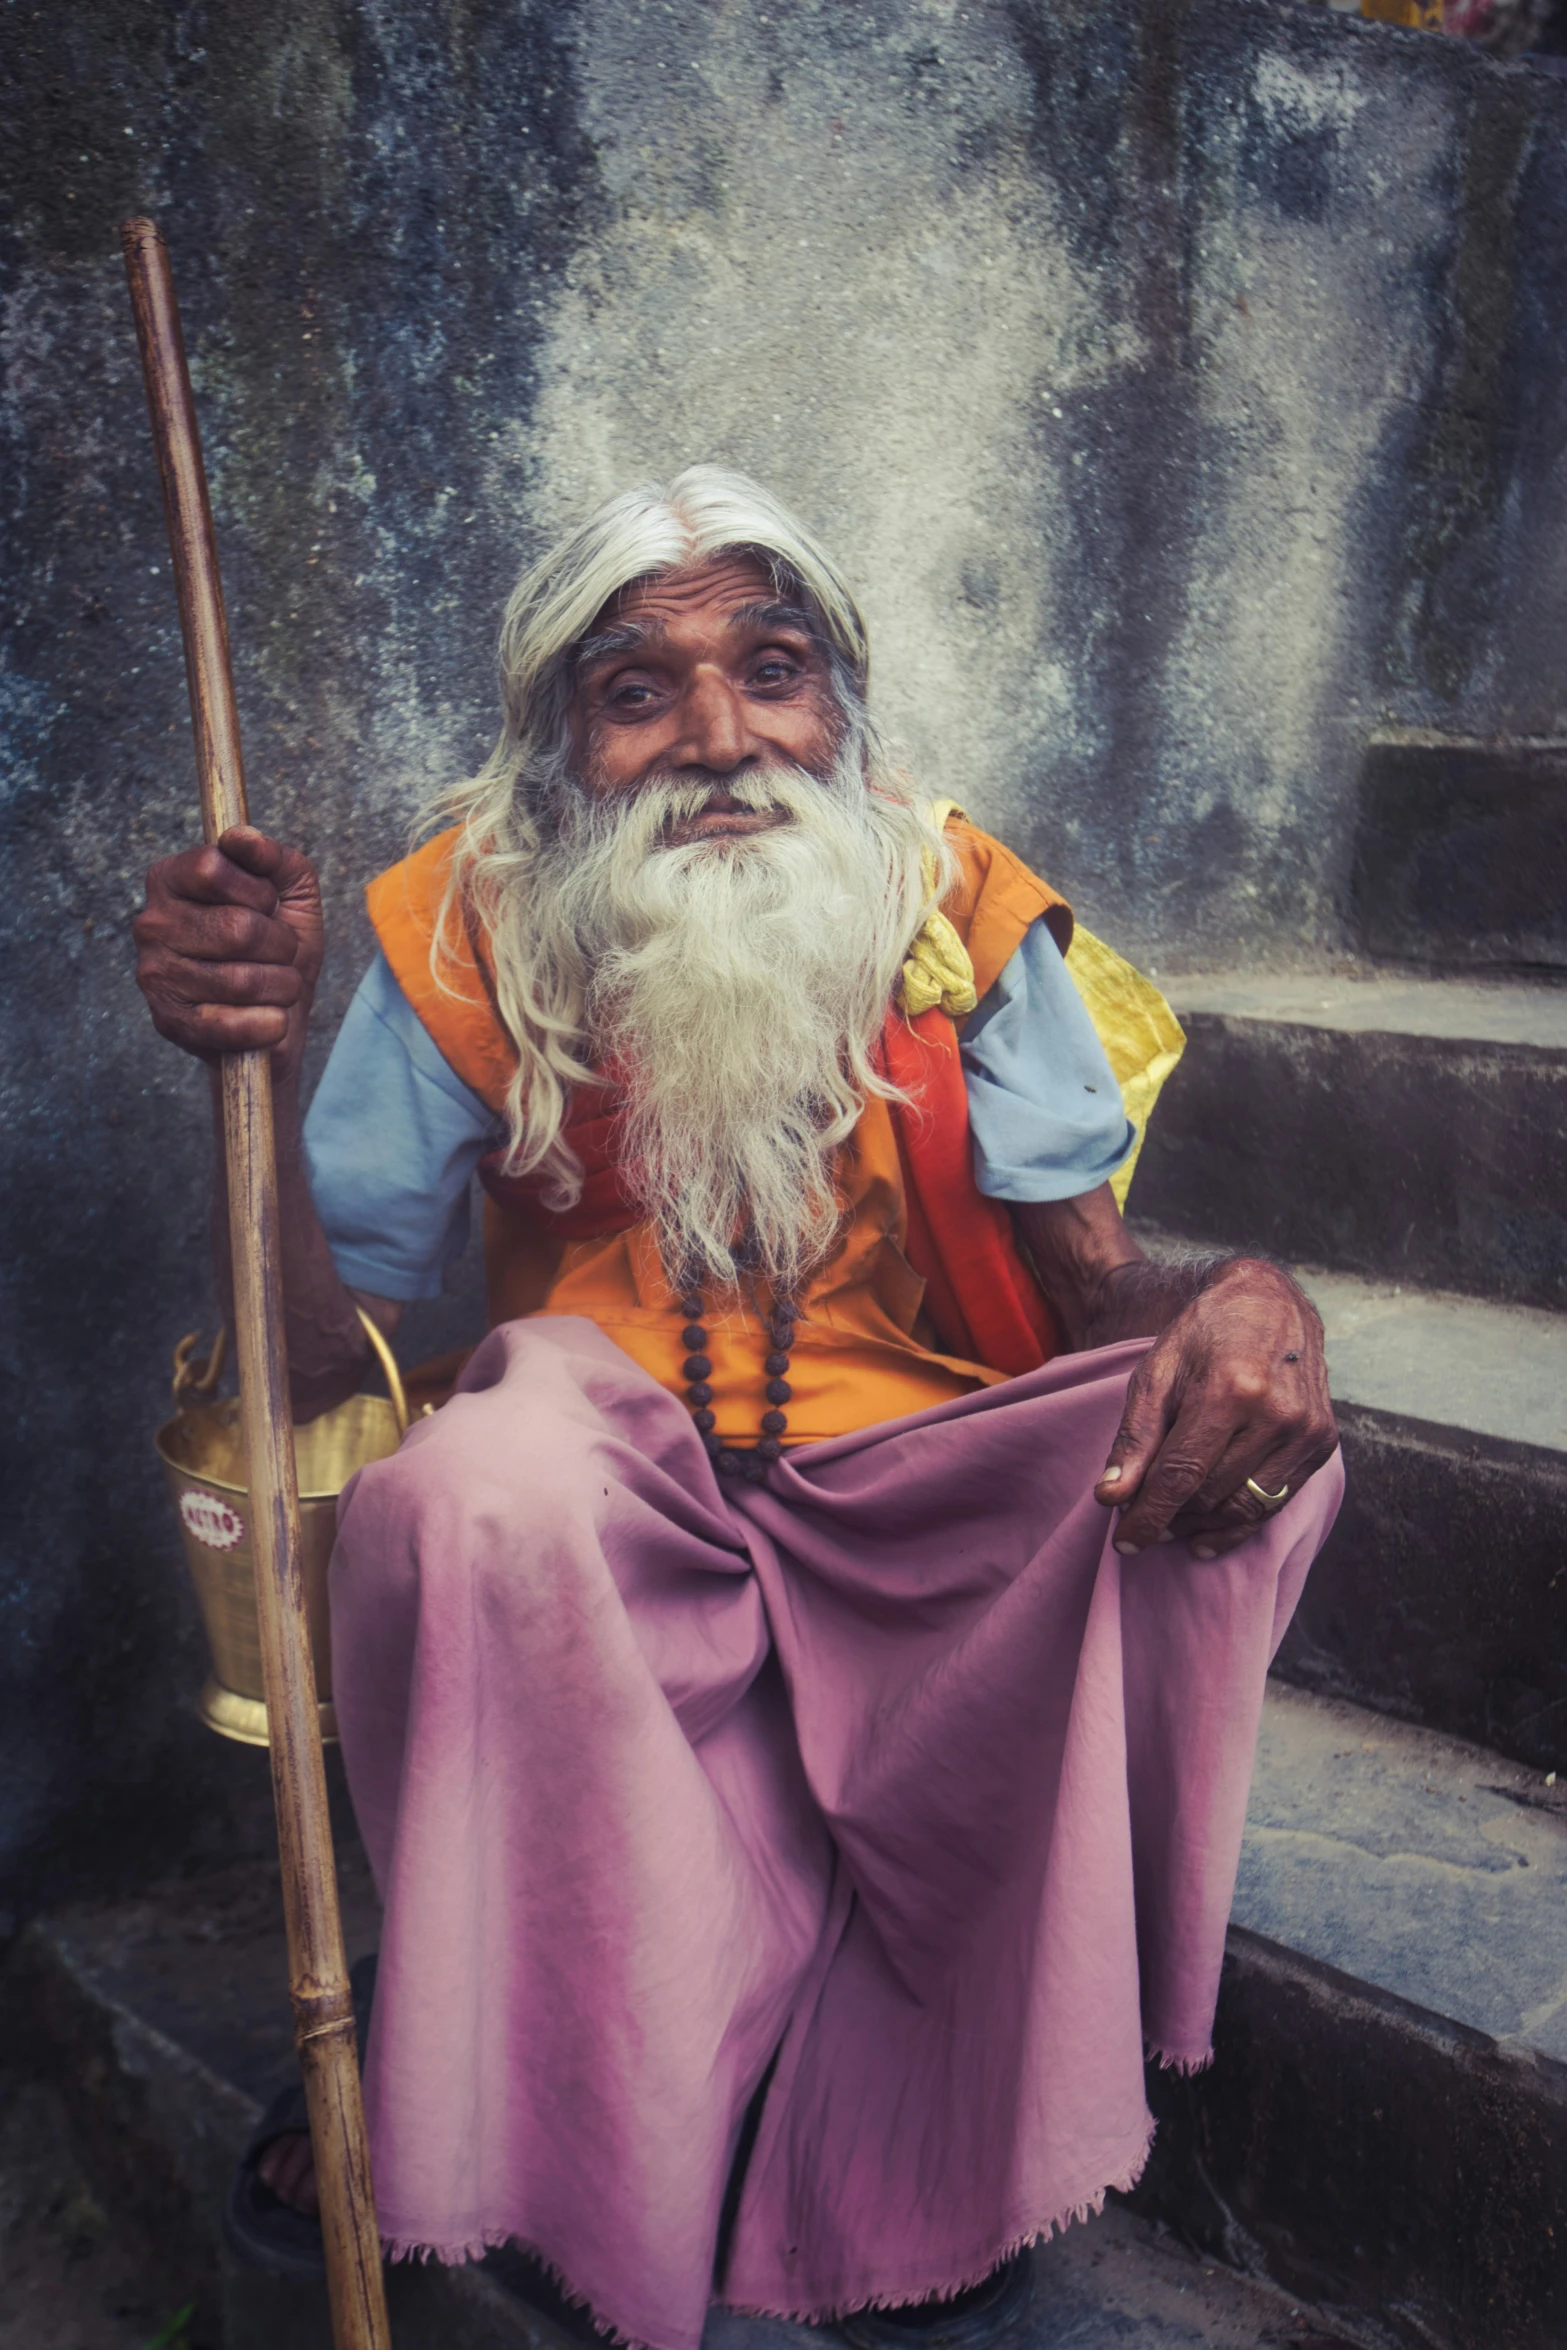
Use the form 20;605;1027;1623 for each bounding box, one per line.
838;2251;1034;2350
257;2130;318;2215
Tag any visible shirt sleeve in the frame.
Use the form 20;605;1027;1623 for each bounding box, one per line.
960;917;1137;1203
302;951;502;1300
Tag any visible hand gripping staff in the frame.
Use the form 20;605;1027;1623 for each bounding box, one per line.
120;218;392;2350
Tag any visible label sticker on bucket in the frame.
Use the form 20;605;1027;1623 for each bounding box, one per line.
180;1490;246;1551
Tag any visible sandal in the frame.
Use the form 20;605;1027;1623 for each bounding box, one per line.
221;1952;378;2279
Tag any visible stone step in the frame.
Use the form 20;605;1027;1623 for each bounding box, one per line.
1349;732;1567;972
1278;1267;1567;1770
1302;1264;1567;1452
1281;1396;1567;1775
1128;968;1567;1308
0;1851;1364;2350
1126;1246;1567;1770
1133;1682;1567;2350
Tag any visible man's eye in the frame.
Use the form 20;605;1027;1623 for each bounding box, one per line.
607;678;657;709
752;657;799;688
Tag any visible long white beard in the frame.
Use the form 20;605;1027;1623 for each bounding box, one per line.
527;758;935;1293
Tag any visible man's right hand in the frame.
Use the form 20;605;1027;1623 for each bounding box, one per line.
133;827;324;1088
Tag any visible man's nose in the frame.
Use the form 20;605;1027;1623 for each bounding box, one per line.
672;664;752;773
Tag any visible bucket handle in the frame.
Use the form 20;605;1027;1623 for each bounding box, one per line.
354;1304;411;1438
172;1326;227;1404
170;1306;410;1438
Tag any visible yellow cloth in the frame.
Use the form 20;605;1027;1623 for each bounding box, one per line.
900;801;1185;1209
898;799;981;1018
1065;924;1186;1208
898;905;978;1018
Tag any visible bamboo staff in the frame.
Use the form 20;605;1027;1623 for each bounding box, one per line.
120;217;391;2350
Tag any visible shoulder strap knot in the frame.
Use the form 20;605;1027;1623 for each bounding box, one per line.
896;797;979;1019
899;908;979;1019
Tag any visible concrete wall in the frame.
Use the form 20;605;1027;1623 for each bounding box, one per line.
4;0;1566;1911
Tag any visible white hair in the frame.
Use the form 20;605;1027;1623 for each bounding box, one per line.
425;466;952;1278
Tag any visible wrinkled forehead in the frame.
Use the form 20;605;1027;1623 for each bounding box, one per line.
571;550;827;671
602;550;779;634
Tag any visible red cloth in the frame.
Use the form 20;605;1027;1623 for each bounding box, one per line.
480;1079;636;1239
879;1006;1061;1375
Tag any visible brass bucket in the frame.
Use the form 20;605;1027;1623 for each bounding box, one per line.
155;1309;410;1746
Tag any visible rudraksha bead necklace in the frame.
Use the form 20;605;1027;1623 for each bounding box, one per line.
678;1282;798;1483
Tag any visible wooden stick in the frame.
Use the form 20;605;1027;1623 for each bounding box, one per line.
121;217;392;2350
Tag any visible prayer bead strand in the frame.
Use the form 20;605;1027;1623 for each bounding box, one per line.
679;1284;797;1483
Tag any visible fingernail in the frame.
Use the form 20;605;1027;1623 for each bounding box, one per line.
1192;1544;1216;1561
1100;1466;1122;1486
1114;1539;1141;1556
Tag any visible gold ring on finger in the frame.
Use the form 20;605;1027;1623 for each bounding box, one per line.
1245;1476;1291;1509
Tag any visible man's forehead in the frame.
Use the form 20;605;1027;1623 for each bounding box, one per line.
592;552;783;639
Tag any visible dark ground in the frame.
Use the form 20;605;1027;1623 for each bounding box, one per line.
0;2069;207;2350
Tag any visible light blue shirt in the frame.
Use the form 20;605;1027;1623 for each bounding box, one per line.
959;920;1137;1202
303;923;1135;1300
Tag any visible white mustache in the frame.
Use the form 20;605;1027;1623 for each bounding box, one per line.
550;761;852;866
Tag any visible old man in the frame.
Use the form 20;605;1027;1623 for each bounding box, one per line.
134;467;1341;2350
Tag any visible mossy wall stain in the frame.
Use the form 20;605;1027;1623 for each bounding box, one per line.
1389;63;1539;706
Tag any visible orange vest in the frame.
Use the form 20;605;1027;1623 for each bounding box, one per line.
366;819;1070;1443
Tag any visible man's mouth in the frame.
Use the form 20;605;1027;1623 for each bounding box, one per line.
662;794;791;847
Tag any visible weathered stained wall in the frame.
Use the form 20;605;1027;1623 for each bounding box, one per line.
3;0;1566;1910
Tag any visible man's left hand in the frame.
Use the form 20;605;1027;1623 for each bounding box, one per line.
1094;1259;1337;1558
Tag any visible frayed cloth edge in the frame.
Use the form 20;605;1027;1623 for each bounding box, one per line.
383;2228;655;2350
380;2121;1167;2345
1146;2037;1214;2078
718;2119;1158;2329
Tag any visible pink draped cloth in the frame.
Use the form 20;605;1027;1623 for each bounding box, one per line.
330;1315;1342;2350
